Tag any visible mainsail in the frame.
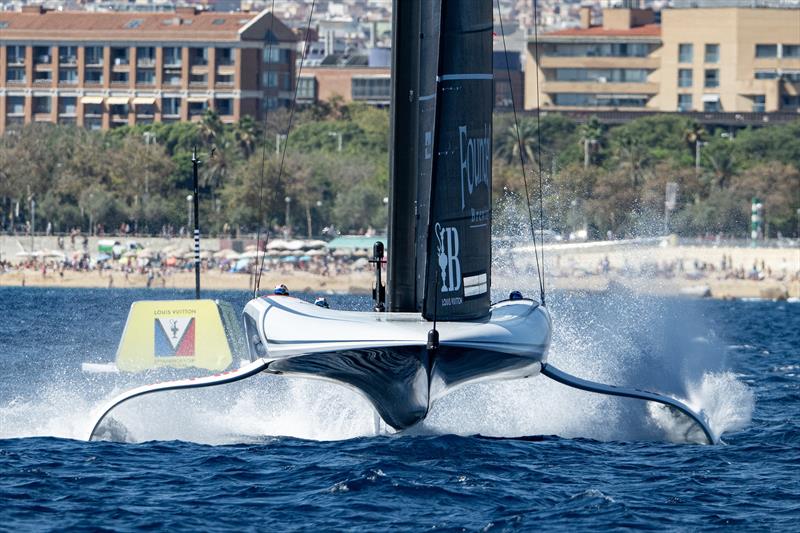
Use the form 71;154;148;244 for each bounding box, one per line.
388;0;493;321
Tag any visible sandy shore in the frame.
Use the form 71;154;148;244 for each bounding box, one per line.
2;243;798;300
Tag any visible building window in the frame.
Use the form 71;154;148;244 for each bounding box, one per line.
678;69;693;87
7;45;25;65
164;72;182;86
783;45;800;58
83;103;103;117
111;47;129;66
704;69;719;88
678;94;692;112
6;68;25;83
137;47;156;66
679;43;693;63
59;68;78;84
781;94;799;109
34;71;52;83
216;48;234;66
554;68;648;83
34;46;51;64
7;96;25;115
704;44;719;63
755;70;778;80
85;46;104;66
297;76;317;101
783;71;800;82
33;96;51;114
136;69;155;84
59;97;77;115
110;104;129;117
59;46;78;65
703;98;721;112
263;71;278;88
552;93;649;108
163;47;182;67
189;47;208;66
263;47;280;63
190;73;208;86
188;101;207;116
215;98;233;115
85;70;103;84
755;44;778;58
352;77;392;101
752;95;766;113
85;118;103;130
136;104;155;117
112;72;129;84
546;43;648;58
216;74;233;86
162;97;181;116
262;97;279;110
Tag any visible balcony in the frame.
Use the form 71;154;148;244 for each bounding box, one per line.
85;59;104;68
137;58;156;68
542;81;659;94
539;56;659;70
59;56;78;66
7;57;25;66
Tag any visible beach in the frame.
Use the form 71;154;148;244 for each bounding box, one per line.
1;234;797;300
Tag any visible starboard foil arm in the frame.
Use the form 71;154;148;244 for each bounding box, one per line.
86;358;270;441
540;363;717;445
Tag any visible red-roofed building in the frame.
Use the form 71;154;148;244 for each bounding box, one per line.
0;6;297;133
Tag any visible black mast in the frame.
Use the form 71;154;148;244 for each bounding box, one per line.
387;0;422;312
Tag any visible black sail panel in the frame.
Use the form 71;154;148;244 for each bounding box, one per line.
422;0;493;321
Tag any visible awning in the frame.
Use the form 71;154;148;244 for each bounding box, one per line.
702;94;720;103
81;96;104;105
186;96;209;103
107;96;130;105
133;96;156;105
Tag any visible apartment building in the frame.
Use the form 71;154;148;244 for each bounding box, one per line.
525;5;800;115
0;6;297;133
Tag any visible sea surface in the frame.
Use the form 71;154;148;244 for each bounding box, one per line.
0;286;797;531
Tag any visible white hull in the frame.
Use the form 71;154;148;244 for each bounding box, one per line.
243;296;552;429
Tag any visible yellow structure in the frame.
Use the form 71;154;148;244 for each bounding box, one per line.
526;6;800;114
116;299;235;372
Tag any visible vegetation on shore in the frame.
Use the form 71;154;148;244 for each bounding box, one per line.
1;100;798;238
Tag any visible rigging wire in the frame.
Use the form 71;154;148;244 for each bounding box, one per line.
254;0;317;296
496;0;546;305
252;0;278;298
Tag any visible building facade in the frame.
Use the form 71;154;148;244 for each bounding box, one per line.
0;6;297;133
525;6;800;115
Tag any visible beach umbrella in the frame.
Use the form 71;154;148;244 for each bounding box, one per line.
232;257;252;272
304;240;327;250
15;251;31;257
244;244;258;252
266;239;289;250
285;240;305;251
299;255;312;262
333;249;350;257
43;250;66;259
281;255;298;263
353;257;369;268
213;249;232;258
95;253;112;262
307;249;327;257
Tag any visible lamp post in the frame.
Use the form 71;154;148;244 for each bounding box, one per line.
695;140;707;177
327;131;343;152
284;196;292;238
30;197;35;253
186;194;193;231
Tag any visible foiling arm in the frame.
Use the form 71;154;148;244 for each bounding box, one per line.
86;358;270;441
540;363;717;445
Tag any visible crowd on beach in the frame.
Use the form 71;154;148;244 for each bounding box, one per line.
547;252;800;284
0;235;381;286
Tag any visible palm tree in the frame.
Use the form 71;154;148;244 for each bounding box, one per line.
233;116;260;159
198;109;223;146
494;118;538;165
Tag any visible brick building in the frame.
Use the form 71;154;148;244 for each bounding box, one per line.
0;6;297;133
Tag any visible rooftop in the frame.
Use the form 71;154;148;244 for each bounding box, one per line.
544;23;661;39
0;8;297;43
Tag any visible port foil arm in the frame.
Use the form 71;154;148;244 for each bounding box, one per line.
86;358;270;441
540;363;717;445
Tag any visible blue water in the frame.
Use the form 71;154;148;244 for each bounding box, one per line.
1;286;798;530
